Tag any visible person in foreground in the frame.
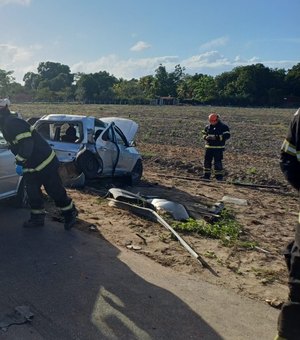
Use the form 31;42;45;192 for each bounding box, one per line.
0;98;77;230
201;113;230;181
276;107;300;339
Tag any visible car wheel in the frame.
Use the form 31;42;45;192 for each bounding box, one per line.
131;159;143;185
12;178;29;208
76;150;103;179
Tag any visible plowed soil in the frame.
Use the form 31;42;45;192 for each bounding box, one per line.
17;103;299;309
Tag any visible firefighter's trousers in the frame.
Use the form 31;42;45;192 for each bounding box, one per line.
24;160;72;214
203;148;224;179
277;221;300;339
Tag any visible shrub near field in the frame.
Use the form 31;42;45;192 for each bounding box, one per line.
14;103;296;187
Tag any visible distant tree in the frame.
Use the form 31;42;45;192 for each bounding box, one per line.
113;78;144;102
23;72;41;90
139;75;155;98
75;71;117;103
0;69;15;97
286;63;300;97
193;75;217;103
153;64;185;97
75;74;98;102
37;62;73;82
34;87;57;102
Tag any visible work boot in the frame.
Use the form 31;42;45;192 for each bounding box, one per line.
215;176;224;182
23;213;45;228
63;206;78;230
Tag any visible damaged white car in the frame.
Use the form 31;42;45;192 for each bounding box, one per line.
34;114;143;186
0;131;27;206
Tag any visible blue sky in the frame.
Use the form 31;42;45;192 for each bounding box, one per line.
0;0;299;83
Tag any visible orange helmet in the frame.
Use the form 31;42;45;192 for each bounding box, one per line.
208;113;219;124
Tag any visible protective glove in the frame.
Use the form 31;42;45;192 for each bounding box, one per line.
15;164;24;176
206;135;216;141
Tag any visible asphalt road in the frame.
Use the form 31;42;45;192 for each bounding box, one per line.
0;204;279;340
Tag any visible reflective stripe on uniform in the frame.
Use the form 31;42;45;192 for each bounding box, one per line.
31;209;45;214
23;150;56;173
281;139;300;161
281;139;296;156
60;201;73;212
205;145;225;149
15;154;27;162
12;131;32;144
12;126;34;145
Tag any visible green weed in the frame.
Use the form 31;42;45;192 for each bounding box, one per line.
172;209;244;247
246;167;257;175
251;267;279;284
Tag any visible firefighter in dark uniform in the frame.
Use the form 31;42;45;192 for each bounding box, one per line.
276;108;300;339
202;113;230;181
0;98;77;230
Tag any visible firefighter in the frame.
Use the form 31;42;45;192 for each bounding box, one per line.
201;113;230;181
0;98;77;230
276;108;300;339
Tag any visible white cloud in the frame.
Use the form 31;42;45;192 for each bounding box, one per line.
130;41;151;52
71;54;179;79
0;0;31;6
200;36;229;51
181;51;297;75
0;43;33;64
182;51;230;69
0;43;41;82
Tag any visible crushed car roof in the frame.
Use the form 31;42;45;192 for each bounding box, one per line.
38;114;139;142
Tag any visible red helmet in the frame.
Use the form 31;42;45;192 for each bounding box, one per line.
208;113;219;124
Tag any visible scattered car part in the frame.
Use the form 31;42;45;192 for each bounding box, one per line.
232;181;281;190
147;198;189;221
221;195;248;206
108;198;219;276
107;188;154;208
0;306;34;331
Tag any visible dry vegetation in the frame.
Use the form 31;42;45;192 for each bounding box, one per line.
14;103;299;307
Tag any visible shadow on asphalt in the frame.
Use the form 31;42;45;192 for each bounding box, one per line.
0;204;222;340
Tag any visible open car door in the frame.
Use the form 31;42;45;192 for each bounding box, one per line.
95;124;120;176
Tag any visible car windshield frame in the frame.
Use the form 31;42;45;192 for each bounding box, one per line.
35;121;84;144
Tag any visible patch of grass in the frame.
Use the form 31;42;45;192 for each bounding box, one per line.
173;209;248;247
238;240;259;249
246;167;257;175
251;267;279;284
95;197;107;204
141;151;157;158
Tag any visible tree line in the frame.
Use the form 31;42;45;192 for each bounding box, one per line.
1;61;300;107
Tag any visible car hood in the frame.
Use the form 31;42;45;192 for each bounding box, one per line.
100;117;138;142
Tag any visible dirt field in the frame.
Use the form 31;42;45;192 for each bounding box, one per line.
15;103;299;309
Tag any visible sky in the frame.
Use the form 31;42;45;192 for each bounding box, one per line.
0;0;299;84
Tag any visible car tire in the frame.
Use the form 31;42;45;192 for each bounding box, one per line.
76;150;103;179
131;159;143;185
12;178;29;208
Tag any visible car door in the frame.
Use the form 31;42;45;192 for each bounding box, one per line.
112;126;136;175
95;124;119;176
36;121;82;162
0;132;19;199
